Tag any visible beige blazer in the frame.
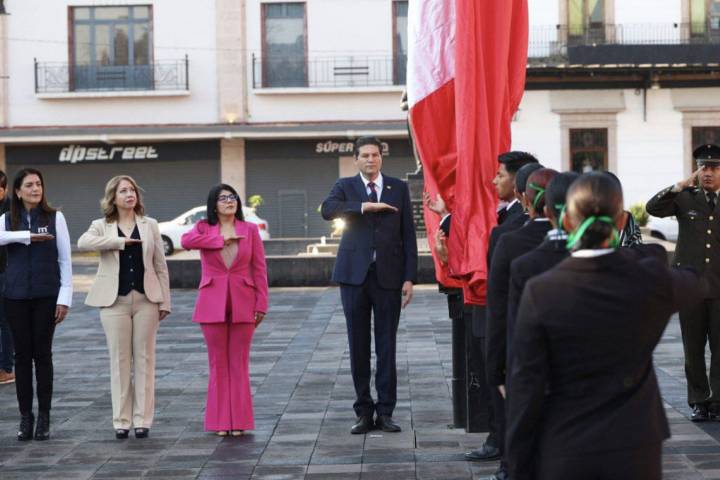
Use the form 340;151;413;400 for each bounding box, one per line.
77;215;171;311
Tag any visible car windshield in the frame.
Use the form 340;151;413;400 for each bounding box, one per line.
187;210;207;224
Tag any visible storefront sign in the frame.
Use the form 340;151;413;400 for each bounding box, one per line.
315;140;390;156
59;145;159;163
7;140;220;165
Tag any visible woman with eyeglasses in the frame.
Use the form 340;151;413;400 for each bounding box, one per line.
181;184;268;436
506;172;705;480
78;175;171;440
0;168;72;441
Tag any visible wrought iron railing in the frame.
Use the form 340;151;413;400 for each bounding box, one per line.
252;54;406;89
529;23;720;60
34;56;189;94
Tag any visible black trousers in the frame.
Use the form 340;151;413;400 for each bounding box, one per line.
5;297;57;415
537;443;661;480
678;298;720;406
340;266;401;417
471;305;498;446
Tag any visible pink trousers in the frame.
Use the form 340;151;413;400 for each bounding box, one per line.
201;322;255;431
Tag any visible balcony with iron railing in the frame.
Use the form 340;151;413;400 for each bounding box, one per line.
252;54;407;90
34;56;190;96
529;23;720;65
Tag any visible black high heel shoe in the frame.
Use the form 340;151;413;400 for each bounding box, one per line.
34;411;50;441
134;428;149;439
115;429;129;439
17;412;34;441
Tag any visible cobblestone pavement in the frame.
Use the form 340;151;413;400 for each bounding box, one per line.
0;265;719;479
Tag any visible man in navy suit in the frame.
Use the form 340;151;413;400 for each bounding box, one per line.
321;136;418;434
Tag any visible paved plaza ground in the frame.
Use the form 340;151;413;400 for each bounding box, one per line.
1;264;720;479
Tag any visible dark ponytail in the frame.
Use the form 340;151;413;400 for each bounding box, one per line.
565;172;623;250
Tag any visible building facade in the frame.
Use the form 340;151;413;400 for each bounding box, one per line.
518;0;720;208
0;0;718;239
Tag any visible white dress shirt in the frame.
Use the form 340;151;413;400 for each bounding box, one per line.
360;173;384;215
361;173;383;202
571;248;615;258
0;211;73;307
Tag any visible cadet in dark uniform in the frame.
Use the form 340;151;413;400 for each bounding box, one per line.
506;172;579;370
484;167;558;480
426;152;540;467
646;144;720;422
507;172;704;480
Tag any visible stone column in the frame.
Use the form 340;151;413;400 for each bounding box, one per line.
221;139;246;202
216;0;247;124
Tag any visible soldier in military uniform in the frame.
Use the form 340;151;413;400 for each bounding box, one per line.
646;144;720;422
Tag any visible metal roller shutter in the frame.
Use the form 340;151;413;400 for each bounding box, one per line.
7;159;220;242
246;156;337;238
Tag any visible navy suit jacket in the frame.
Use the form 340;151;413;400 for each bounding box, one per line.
321;174;418;289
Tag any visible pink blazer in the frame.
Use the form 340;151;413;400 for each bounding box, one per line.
181;220;268;324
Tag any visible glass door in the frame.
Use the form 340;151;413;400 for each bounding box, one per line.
568;0;605;44
72;6;152;91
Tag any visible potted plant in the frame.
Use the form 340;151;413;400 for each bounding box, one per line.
628;202;650;237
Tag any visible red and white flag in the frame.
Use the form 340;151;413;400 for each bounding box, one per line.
408;0;529;304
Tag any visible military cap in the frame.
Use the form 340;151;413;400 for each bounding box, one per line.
694;144;720;166
515;162;544;193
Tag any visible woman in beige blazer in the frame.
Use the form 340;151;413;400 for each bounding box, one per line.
78;175;171;440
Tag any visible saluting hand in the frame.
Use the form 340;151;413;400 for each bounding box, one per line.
159;310;170;321
362;202;398;213
31;233;54;242
675;167;703;192
55;305;68;324
223;233;245;246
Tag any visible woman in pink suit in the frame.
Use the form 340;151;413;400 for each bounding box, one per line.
181;184;268;436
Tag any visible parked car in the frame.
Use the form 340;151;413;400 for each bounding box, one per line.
159;205;270;256
647;215;678;242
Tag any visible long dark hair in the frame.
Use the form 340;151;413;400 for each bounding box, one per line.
566;172;623;250
10;168;56;231
206;183;244;225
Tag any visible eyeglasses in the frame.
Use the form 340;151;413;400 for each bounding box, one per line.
218;194;239;203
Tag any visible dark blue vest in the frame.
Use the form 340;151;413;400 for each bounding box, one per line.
5;209;60;300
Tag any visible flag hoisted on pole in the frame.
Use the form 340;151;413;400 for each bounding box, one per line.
407;0;529;303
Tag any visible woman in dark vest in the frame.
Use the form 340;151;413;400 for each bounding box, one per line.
506;172;704;479
0;168;72;441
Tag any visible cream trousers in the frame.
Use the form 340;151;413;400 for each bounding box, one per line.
100;290;160;429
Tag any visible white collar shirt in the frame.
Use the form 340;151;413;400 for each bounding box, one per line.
360;173;384;202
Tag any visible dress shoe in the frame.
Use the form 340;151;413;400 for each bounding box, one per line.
465;442;501;462
709;403;720;421
17;412;34;441
691;404;709;422
350;416;374;434
34;411;50;441
115;429;129;439
0;370;15;384
375;415;401;432
134;428;149;438
489;465;509;480
230;430;244;437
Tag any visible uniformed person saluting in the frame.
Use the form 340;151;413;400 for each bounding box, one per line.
646;143;720;422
